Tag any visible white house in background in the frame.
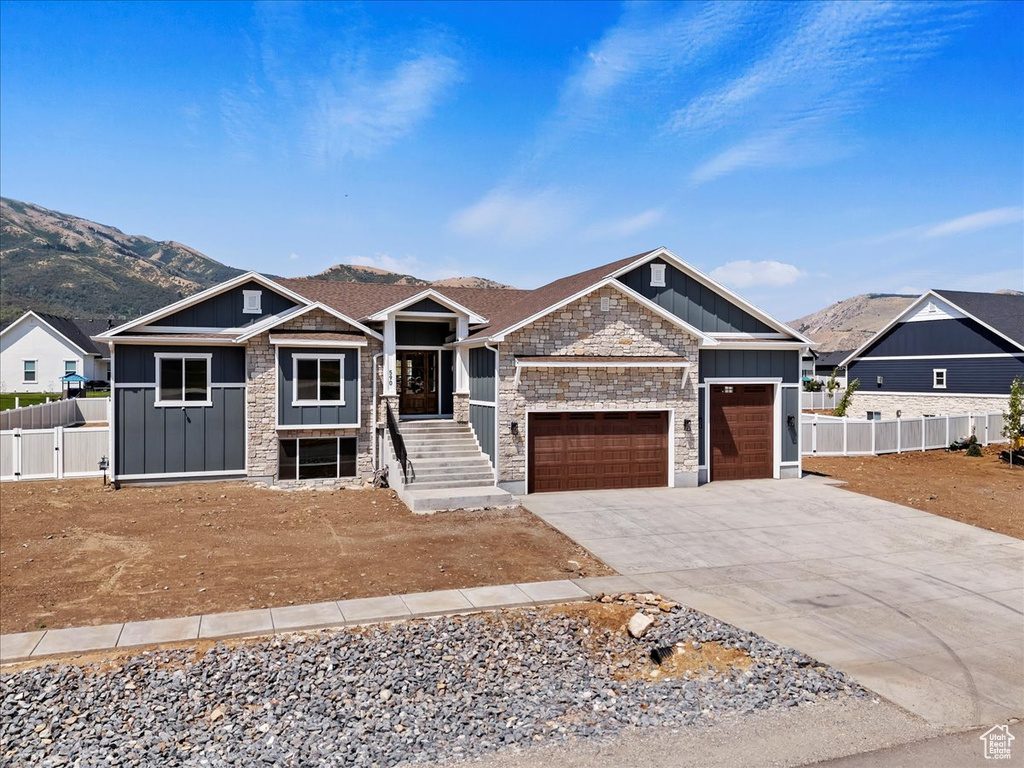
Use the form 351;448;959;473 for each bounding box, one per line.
0;311;111;393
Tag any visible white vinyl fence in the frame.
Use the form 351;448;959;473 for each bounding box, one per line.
802;412;1007;457
801;389;844;411
0;397;110;431
0;426;110;481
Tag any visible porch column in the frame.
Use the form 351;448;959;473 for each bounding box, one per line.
383;315;397;396
455;316;470;394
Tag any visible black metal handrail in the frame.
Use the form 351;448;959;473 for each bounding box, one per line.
385;400;411;483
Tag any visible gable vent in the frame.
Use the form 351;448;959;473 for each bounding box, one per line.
601;296;611;312
243;290;263;314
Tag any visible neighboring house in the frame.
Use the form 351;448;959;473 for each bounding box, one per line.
0;312;111;393
92;248;813;502
811;350;850;388
840;290;1024;419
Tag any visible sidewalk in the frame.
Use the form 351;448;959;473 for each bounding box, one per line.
0;575;645;665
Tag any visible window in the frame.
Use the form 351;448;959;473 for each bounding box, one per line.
243;290;262;314
933;369;946;389
23;360;37;383
64;360;78;376
278;437;357;480
155;354;211;406
650;263;666;287
293;354;345;405
866;411;882;421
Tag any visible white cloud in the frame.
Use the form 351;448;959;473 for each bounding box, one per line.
449;188;580;245
589;208;665;238
289;252;300;260
710;260;805;289
924;207;1024;238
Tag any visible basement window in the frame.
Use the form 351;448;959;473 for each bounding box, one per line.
933;369;946;389
242;289;263;314
278;437;357;480
293;354;345;405
155;353;212;406
650;263;666;287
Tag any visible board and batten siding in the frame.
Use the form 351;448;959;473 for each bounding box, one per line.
849;357;1024;396
698;349;799;383
781;386;800;462
277;347;360;426
395;321;451;346
468;346;497;467
618;260;776;334
404;297;453;313
114;345;246;477
469;403;496;467
857;317;1020;358
159;281;297;329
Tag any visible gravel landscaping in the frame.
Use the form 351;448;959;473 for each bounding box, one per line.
1;599;866;767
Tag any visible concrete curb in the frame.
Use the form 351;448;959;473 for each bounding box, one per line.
0;577;617;665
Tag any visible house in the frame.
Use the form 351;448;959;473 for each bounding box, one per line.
0;312;112;393
839;290;1024;419
92;248;813;507
801;349;851;388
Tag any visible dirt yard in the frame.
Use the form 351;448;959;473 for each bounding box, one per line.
804;445;1024;539
0;480;612;635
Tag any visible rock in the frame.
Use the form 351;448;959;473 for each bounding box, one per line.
627;612;654;639
658;601;678;612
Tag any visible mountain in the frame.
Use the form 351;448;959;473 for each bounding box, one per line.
1;197;243;327
789;293;918;353
314;263;513;289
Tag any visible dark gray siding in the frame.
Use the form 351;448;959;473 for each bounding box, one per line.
860;318;1020;358
277;347;361;425
396;321;451;346
698;350;799;383
848;357;1024;395
782;387;799;462
618;260;775;333
114;343;246;476
405;297;453;313
114;345;245;383
469;347;496;401
440;350;454;415
159;281;297;329
698;387;706;466
470;403;496;468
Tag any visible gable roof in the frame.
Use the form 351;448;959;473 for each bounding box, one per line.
815;349;853;368
1;311;109;356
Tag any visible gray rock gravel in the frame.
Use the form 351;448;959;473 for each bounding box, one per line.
1;605;866;767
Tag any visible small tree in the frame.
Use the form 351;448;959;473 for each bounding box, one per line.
833;378;859;418
1002;376;1024;465
824;368;842;404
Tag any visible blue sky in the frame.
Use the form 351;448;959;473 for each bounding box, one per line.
1;0;1022;319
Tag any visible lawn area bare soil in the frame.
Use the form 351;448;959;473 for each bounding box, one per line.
804;445;1024;539
0;480;612;635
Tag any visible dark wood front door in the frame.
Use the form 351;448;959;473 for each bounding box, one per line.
527;411;669;493
398;351;438;415
710;384;773;481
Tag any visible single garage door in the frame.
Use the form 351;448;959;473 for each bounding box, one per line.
528;411;669;493
709;384;773;481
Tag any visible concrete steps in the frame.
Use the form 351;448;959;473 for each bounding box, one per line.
403;485;517;513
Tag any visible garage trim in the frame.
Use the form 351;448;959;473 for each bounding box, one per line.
524;407;675;492
703;377;782;482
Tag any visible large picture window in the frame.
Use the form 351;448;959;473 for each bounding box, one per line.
156;353;211;406
278;437;357;480
293;354;345;405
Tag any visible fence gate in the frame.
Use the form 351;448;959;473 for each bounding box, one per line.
0;427;109;481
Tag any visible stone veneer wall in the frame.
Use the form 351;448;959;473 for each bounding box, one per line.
852;392;1010;420
453;393;470;424
496;286;699;489
246;307;383;482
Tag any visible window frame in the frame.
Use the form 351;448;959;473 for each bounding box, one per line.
278;436;358;481
154;352;213;407
242;289;263;314
650;263;667;288
292;353;346;406
63;359;79;377
932;368;947;390
22;359;37;383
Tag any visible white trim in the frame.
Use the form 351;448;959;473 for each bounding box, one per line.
97;272;314;338
100;336;242;346
0;311;95;357
779;461;801;466
234;302;383;342
515;359;691;368
392;311;459;321
933;368;947;389
710;332;790;339
242;289;262;314
63;359;79;376
395;344;451;351
134;326;239;334
606;248;813;344
269;336;367;348
650;263;666;288
22;359;38;384
291;353;346;407
703;378;783;482
848;352;1024;362
849;390;1009;398
468;399;497;408
275;423;361;430
366;289;486;324
710;342;810;350
154;352;213;407
703;377;784;384
117;470;248;481
489;276;719;346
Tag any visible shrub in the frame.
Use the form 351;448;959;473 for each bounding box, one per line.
1002;377;1024;464
832;378;860;418
966;442;983;458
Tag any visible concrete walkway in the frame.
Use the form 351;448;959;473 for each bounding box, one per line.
1;577;646;665
522;476;1024;729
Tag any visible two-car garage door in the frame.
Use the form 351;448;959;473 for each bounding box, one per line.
527;411;668;493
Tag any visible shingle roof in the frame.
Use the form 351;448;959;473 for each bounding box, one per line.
815;350;853;368
933;290;1024;347
35;313;110;356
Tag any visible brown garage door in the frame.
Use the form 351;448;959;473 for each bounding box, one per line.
710;384;773;481
528;411;669;493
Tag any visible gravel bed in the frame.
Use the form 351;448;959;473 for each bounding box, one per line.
1;604;866;767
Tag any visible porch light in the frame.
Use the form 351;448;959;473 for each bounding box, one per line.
510;421;519;436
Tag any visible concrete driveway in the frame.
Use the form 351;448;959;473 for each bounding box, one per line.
523;476;1024;729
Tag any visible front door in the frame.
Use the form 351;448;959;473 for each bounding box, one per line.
398;351;438;415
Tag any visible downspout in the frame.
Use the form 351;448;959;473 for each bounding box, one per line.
484;341;499;484
372;352;383;471
107;341;116;483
